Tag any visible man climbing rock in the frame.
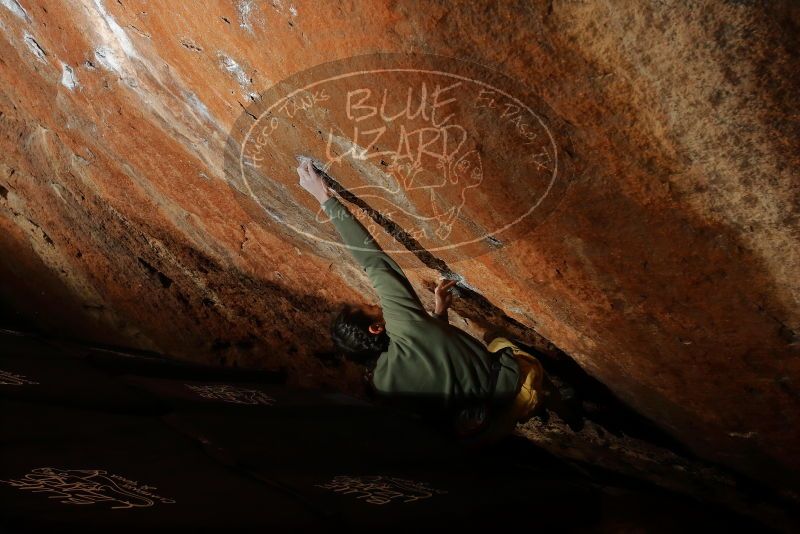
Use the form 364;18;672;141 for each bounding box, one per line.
296;158;547;440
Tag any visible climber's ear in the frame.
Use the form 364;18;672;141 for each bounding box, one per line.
368;322;385;335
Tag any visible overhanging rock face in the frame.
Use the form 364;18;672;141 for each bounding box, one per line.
0;1;798;492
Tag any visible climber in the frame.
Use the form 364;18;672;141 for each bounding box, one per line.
296;158;548;440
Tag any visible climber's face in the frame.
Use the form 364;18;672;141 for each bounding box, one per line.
361;303;385;335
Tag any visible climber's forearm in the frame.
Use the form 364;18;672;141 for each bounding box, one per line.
322;196;428;323
299;160;383;264
322;196;387;266
297;161;427;323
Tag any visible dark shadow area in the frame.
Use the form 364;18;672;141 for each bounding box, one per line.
483;435;771;532
0;296;39;334
0;329;775;532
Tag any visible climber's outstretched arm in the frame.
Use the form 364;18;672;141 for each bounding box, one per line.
296;160;428;332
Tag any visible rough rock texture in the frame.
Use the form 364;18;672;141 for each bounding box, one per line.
0;0;798;497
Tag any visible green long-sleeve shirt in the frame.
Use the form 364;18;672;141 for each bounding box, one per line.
322;196;520;412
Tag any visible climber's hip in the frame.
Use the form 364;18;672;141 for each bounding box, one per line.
488;337;545;423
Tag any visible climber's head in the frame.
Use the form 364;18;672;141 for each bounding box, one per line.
331;304;388;364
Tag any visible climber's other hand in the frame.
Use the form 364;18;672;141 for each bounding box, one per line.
434;279;457;315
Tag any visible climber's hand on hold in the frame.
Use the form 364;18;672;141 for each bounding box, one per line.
297;159;331;205
434;279;457;316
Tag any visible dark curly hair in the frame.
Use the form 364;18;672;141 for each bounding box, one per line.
331;305;389;364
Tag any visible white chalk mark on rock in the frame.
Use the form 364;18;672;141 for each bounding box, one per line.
218;52;251;87
23;32;46;62
60;63;79;90
237;0;254;33
0;0;29;21
87;0;138;78
93;0;137;58
184;91;214;123
93;46;122;73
